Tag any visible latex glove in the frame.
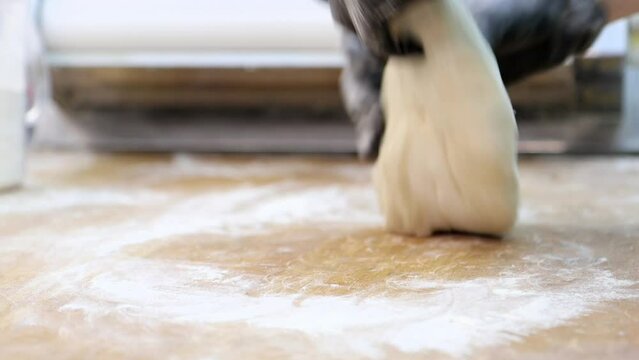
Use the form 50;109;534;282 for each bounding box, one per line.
328;0;420;58
341;0;607;159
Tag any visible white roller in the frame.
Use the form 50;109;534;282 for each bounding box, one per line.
42;0;341;52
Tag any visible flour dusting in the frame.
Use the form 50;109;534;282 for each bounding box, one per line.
4;154;639;359
33;251;638;358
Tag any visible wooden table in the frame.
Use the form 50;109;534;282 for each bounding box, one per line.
1;153;638;359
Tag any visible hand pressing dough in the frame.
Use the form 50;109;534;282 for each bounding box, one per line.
374;0;519;237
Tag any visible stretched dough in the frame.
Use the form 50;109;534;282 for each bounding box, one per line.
374;0;519;237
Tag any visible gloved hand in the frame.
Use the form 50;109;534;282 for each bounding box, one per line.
339;0;608;159
468;0;607;84
328;0;420;58
341;31;386;158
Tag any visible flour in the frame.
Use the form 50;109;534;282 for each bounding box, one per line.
0;187;166;215
47;256;637;359
3;155;639;358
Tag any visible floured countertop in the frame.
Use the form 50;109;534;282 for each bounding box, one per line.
1;152;638;359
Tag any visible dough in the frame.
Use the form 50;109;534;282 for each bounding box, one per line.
374;0;519;237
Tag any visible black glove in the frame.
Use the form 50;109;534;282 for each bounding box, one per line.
339;0;608;159
328;0;420;58
341;31;386;158
468;0;607;84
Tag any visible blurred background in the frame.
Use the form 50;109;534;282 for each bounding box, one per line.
27;0;639;154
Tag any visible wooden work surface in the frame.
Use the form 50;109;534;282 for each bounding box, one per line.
1;152;638;359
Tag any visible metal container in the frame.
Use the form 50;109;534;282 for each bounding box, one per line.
618;15;639;150
0;0;28;191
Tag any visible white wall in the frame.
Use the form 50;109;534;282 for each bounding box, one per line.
589;20;628;56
